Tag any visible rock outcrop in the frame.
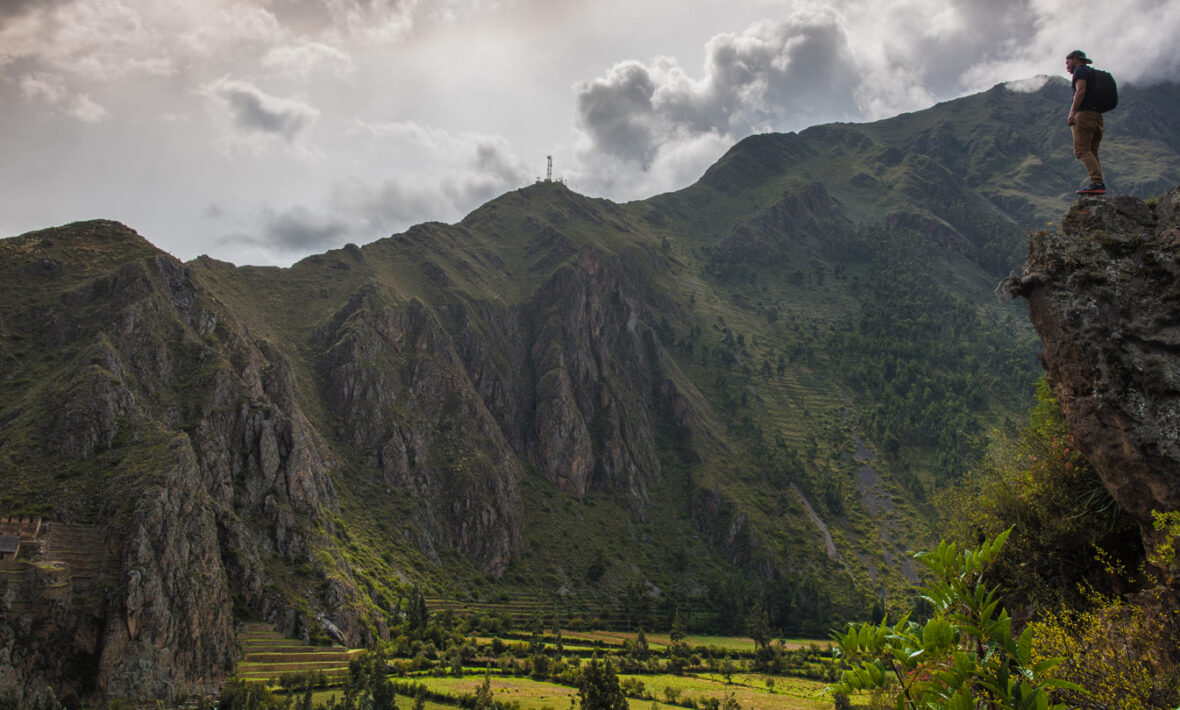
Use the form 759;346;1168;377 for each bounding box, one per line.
1004;188;1180;583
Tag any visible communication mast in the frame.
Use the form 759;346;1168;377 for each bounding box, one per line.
536;155;564;185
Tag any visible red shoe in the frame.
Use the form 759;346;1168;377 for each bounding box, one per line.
1076;183;1106;194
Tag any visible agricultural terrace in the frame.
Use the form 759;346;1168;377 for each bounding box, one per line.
231;606;839;710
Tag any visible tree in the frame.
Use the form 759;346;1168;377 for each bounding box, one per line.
474;675;495;710
406;586;430;632
529;613;546;655
587;548;607;581
343;647;396;710
748;602;771;656
578;658;629;710
218;679;286;710
670;609;687;644
633;628;650;661
621;580;650;630
830;529;1079;709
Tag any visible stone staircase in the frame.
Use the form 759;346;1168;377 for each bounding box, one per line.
234;622;362;686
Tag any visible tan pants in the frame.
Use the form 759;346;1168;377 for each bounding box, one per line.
1072;110;1104;184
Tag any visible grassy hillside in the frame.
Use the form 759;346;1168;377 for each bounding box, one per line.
3;82;1180;690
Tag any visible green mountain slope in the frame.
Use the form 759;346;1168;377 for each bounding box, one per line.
1;79;1179;703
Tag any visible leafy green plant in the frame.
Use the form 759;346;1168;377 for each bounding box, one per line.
1148;509;1180;574
829;529;1081;709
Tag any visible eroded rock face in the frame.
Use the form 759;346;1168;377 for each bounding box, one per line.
315;292;524;576
98;437;235;704
1004;188;1180;574
0;226;363;704
0;208;712;704
526;247;666;504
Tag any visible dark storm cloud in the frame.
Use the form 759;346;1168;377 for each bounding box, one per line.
261;206;349;251
574;61;659;167
207;78;319;144
265;0;338;35
0;0;69;23
574;11;860;168
265;0;416;42
331;130;530;232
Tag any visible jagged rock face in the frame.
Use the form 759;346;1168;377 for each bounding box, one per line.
315;291;523;575
99;437;235;703
1005;188;1180;573
0;224;363;703
525;247;666;503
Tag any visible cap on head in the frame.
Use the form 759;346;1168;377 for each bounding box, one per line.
1066;50;1093;64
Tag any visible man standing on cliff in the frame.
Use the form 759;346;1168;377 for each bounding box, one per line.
1066;50;1106;194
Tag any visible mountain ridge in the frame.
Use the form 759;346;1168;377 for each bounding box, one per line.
2;79;1180;704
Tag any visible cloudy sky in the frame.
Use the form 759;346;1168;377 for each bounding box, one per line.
2;0;1178;265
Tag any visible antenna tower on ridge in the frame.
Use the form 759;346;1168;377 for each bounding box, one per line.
546;155;553;182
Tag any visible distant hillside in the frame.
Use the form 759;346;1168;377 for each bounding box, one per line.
1;79;1178;704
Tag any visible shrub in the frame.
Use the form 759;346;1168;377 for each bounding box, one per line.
1030;587;1180;709
218;679;286;710
830;529;1078;709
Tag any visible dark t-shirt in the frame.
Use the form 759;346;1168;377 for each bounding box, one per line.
1071;65;1100;112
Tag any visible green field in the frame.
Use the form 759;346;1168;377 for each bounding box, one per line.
306;691;458;710
620;673;830;710
385;673;831;710
413;676;578;710
558;632;832;654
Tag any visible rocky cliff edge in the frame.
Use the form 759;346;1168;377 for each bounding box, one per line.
1003;187;1180;589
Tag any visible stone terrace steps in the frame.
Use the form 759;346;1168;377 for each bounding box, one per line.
0;522;117;619
0;567;31;614
41;523;116;601
235;622;362;686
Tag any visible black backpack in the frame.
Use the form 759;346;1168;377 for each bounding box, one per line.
1088;68;1118;112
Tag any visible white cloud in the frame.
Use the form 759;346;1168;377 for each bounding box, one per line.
19;71;107;122
1004;75;1052;94
177;2;285;58
68;93;107;122
262;40;354;78
0;0;175;81
19;72;68;103
570;129;732;202
328;0;416;44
